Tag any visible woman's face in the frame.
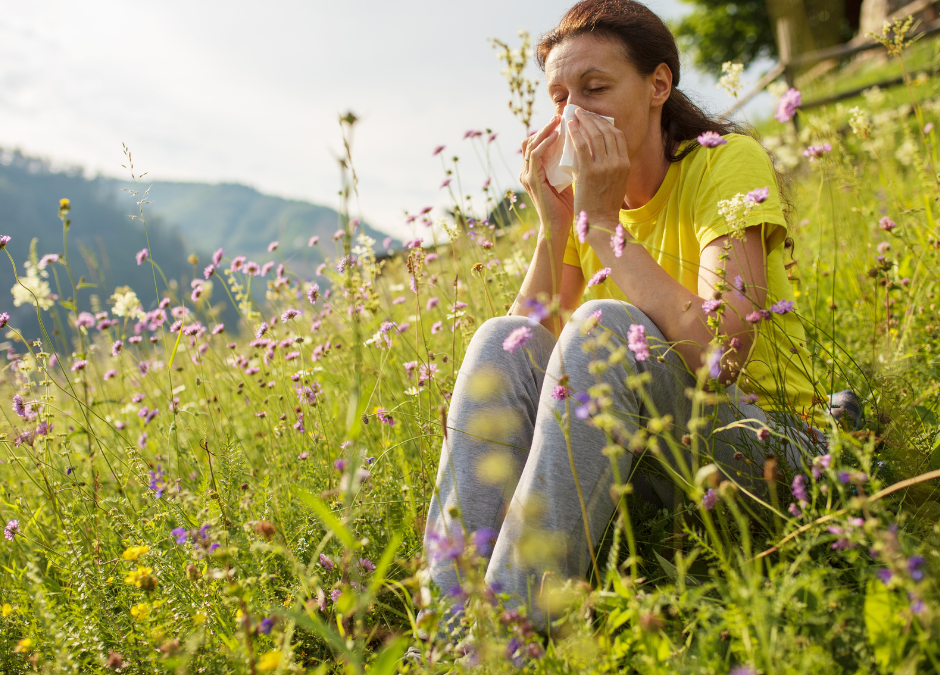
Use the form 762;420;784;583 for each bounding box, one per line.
544;34;671;158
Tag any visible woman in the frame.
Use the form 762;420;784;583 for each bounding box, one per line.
424;0;823;625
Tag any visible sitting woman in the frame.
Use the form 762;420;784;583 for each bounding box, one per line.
424;0;824;624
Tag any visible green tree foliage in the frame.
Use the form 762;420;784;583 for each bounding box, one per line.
671;0;777;77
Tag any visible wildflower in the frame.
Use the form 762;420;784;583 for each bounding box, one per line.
878;216;897;232
626;323;650;361
297;451;308;460
260;261;275;276
770;299;795;314
334;458;347;472
774;87;802;123
587;267;612;287
503;326;532;353
717;61;744;98
788;502;802;517
757;427;771;441
104;369;117;380
803;143;832;161
333;229;344;241
848;106;871;138
419;362;439;381
431;320;443;334
440;178;451;189
12;395;27;419
125;565;155;587
811;453;831;480
0;234;10;249
702;298;723;314
426;528;465;562
136;248;149;265
359;557;376;573
256;322;269;339
71;359;88;372
320;553;335;570
876;568;893;585
404;237;424;249
307;283;320;303
267;240;279;252
258;650;281;672
122;545;149;561
611;224;625;257
148;465;165;497
745;311;763;323
171;527;188;545
706;346;723;379
244;261;261;275
551;385;569;400
0;312;7;329
4;519;20;541
433;144;445;156
701;488;719;510
582;308;603;335
791;474;809;504
426;296;439;311
745;187;769;204
740;393;759;405
575;210;589;243
524;298;549;324
908;555;925;582
39;253;60;267
281;308;300;322
697;130;727;147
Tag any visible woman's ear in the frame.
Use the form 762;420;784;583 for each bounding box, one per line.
650;62;672;107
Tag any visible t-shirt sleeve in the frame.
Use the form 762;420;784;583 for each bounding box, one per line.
692;135;788;253
563;224;581;267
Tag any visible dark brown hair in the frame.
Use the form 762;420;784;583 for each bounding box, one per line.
536;0;744;163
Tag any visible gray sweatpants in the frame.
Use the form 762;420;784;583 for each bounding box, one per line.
424;299;818;625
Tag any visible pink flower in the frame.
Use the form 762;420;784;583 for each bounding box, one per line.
774;88;802;123
204;264;216;279
551;385;570;400
267;240;279;252
697;131;727;147
745;187;770;204
583;309;603;334
307;284;320;303
433;145;446;156
803;144;832;161
39;253;60;267
587;267;611;287
111;340;123;356
575;211;589;243
333;230;344;241
878;216;897;232
627;324;650;361
440;179;451;189
702;299;723;314
757;427;771;441
71;360;87;371
104;369;117;380
230;256;246;271
431;321;443;334
611;224;625;258
502;326;532;354
426;297;439;311
701;488;718;510
135;248;149;265
212;248;224;266
745;311;763;323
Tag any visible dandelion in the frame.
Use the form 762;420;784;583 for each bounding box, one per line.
627;323;650;361
878;216;897;232
587;267;611;287
135;248;149;265
701;489;719;510
774;87;802;123
611;224;625;257
575;210;589;243
4;519;20;541
697;130;727;147
803;144;832;161
502;326;532;353
770;299;795;314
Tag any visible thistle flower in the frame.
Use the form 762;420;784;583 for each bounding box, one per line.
575;211;589;243
697;131;727;147
502;326;532;353
587;267;611;287
627;323;649;361
135;248;149;265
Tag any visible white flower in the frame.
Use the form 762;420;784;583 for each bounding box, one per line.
110;288;145;320
848;106;871;139
717;62;745;99
716;193;757;238
405;387;421;396
12;261;54;310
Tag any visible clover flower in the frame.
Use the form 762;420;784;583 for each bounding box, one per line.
503;326;532;354
627;323;650;361
697;131;727;147
774;87;802;123
587;267;611;287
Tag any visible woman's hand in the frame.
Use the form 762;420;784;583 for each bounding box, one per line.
567;108;631;232
520;115;574;236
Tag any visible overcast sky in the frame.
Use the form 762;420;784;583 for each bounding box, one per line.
1;0;773;240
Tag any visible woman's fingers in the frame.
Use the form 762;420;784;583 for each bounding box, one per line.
573;109;608;158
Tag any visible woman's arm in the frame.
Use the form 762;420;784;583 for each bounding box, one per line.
509;251;586;336
585;224;767;381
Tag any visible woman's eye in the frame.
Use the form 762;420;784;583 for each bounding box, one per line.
553;97;567;104
588;87;605;94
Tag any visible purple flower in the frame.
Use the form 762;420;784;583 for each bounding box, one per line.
111;340;123;356
171;527;188;544
575;211;589;243
745;187;769;204
706;346;724;379
697;131;727;147
334;458;347;472
701;488;719;510
307;284;320;304
472;527;498;557
876;568;893;585
440;179;452;189
811;453;832;480
730;667;758;675
319;553;335;571
376;408;395;426
878;216;897;232
259;617;275;635
204;264;216;279
774;87;802;123
551;385;569;400
71;360;88;372
908;555;925;582
770;299;795;314
501;324;533;354
0;312;8;329
572;391;593;420
702;298;723;314
427;529;465;562
791;474;809;504
4;519;20;541
358;557;376;573
255;322;268;339
212;248;224;266
627;323;650;361
426;296;439;311
0;235;10;250
136;248;149;265
211;323;225;335
433;145;445;156
611;224;625;257
12;395;27;419
523;298;549;325
803;143;832;161
104;369;117;380
330;589;342;603
148;465;165;497
587;267;612;287
740;393;759;405
281;308;300;322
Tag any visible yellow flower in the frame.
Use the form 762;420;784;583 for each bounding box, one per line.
106;577;114;583
257;650;282;671
125;565;154;587
14;638;32;653
193;611;207;625
130;602;150;621
1;602;12;616
122;545;149;561
59;198;70;209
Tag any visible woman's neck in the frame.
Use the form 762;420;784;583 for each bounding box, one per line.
622;135;672;210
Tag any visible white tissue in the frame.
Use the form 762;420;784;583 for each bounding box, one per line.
542;104;615;191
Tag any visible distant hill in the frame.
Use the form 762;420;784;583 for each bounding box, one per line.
102;179;393;277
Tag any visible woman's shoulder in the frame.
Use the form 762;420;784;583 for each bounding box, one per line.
680;133;775;179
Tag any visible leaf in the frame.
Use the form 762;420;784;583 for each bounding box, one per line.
864;577;908;671
914;405;938;426
166;324;184;371
368;637;406;675
291;484;356;550
654;551;699;586
282;608;350;658
367;531;402;596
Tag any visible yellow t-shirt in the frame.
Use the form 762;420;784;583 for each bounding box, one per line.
563;133;824;426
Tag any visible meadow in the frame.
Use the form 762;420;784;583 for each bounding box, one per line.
1;23;939;675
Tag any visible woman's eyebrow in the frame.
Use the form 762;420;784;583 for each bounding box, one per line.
548;67;610;88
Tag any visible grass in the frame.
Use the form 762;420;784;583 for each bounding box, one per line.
1;30;939;675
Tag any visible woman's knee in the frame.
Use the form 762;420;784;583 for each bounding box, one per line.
466;315;555;363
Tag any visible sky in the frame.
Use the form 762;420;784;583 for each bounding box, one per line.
0;0;774;240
